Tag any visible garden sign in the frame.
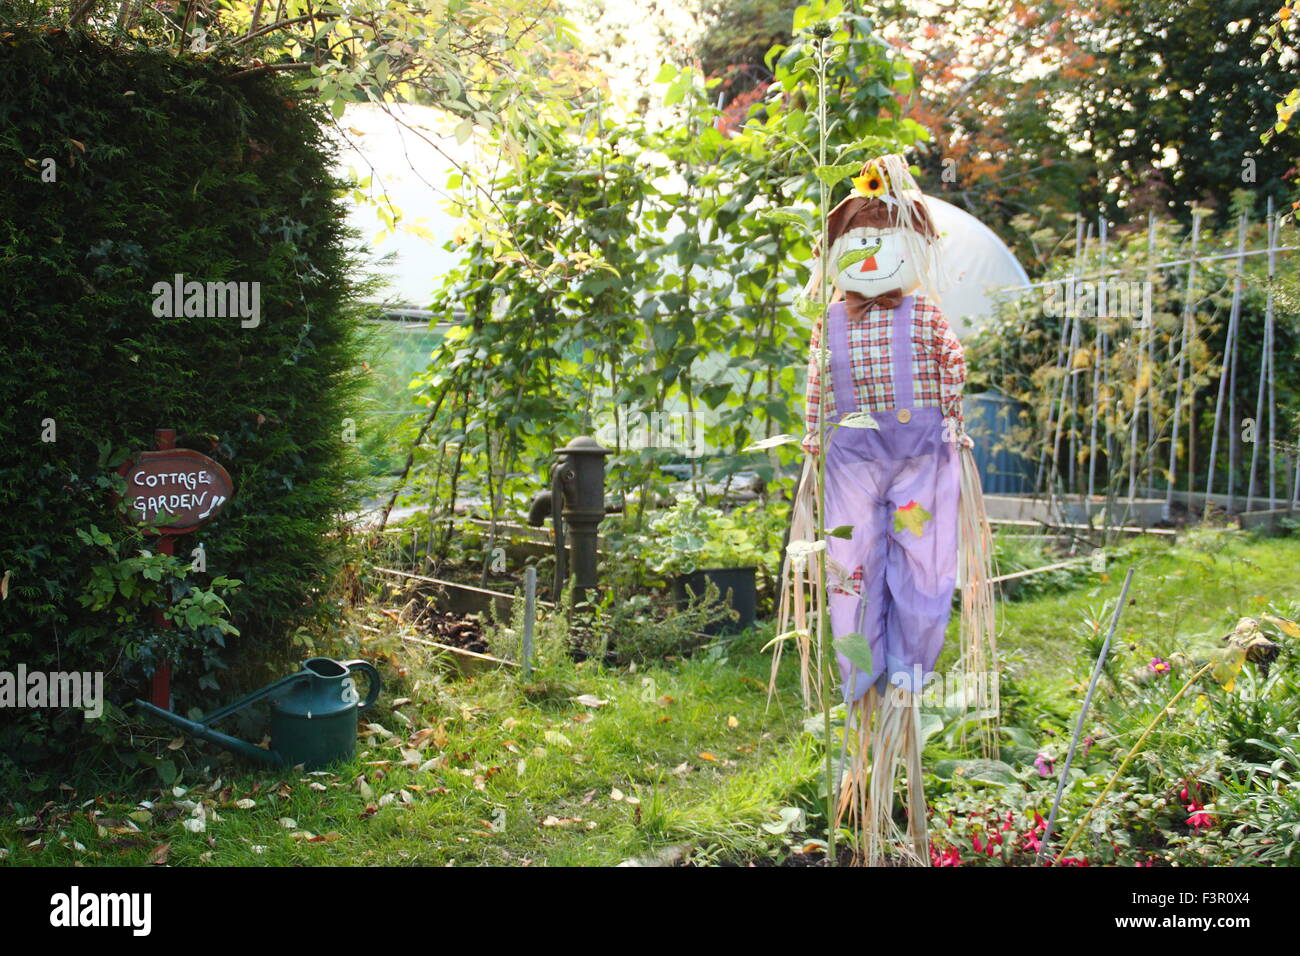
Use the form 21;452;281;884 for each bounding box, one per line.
117;429;234;707
122;447;233;533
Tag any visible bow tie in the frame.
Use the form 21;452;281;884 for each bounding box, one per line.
845;289;905;315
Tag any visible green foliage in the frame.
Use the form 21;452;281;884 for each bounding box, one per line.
620;494;774;579
0;28;370;771
966;209;1300;500
73;524;241;689
400;6;923;555
592;586;733;666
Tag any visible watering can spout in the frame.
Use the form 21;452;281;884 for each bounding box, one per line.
134;699;283;766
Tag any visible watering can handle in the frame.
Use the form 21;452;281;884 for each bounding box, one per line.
342;660;381;713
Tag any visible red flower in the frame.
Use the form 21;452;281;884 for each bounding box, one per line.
930;845;962;866
1185;802;1215;830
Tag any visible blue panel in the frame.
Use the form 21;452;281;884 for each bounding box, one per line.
962;391;1034;495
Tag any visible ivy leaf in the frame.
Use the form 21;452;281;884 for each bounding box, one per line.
814;161;862;187
793;295;824;321
1211;643;1247;692
892;500;933;538
836;244;881;272
743;433;799;452
836;411;879;430
833;632;873;674
1262;613;1300;640
762;207;814;232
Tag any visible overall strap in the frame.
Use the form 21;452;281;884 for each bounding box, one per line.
891;296;916;409
827;300;857;419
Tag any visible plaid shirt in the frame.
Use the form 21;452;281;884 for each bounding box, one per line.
802;294;966;454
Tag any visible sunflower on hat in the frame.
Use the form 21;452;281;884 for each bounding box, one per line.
852;162;888;198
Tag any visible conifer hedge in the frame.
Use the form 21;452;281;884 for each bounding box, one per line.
0;27;368;771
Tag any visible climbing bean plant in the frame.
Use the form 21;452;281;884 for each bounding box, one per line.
404;1;927;554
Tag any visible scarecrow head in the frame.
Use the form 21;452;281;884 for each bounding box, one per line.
820;155;942;302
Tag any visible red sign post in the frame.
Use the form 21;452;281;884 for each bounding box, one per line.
119;429;234;708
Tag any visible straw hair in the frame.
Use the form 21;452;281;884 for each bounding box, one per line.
836;685;930;866
957;443;1000;757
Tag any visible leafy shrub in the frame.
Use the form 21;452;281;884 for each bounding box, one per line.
0;28;370;773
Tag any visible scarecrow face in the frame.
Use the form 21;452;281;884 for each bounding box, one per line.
827;225;921;298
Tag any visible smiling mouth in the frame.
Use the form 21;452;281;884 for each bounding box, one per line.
845;258;902;281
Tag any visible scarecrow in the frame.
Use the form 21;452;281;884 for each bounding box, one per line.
776;154;997;865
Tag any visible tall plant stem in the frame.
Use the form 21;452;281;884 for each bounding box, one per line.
813;33;836;866
1054;660;1214;862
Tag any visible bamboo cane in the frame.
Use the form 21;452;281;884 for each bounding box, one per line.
1165;209;1200;518
1204;213;1248;516
1038;568;1135;863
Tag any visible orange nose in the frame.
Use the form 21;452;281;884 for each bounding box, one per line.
859;256;878;272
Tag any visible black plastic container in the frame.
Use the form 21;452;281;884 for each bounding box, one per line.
673;566;758;635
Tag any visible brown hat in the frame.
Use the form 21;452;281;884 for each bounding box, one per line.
824;194;939;247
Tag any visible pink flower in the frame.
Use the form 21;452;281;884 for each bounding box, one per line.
1185;802;1215;830
1057;856;1090;867
930;845;961;866
1148;657;1172;676
1034;753;1054;777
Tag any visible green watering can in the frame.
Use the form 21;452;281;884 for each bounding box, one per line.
135;657;381;770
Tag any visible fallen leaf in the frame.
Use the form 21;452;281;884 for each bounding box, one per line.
540;816;583;828
543;730;573;748
568;694;608;708
698;752;718;762
147;842;171;865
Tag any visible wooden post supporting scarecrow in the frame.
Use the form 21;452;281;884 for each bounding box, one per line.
776;154;997;865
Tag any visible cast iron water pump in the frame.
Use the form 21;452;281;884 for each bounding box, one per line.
527;435;611;603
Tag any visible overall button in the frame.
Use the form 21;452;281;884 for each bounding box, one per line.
896;408;912;424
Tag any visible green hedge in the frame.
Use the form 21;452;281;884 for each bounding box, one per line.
0;28;369;770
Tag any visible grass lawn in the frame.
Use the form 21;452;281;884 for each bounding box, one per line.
991;529;1300;680
1;632;818;867
5;527;1298;867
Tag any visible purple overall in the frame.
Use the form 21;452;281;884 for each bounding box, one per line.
823;296;960;702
